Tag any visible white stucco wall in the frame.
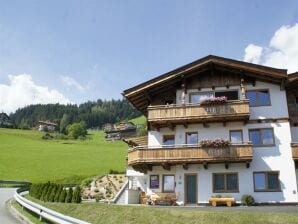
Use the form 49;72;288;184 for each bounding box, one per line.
144;121;298;203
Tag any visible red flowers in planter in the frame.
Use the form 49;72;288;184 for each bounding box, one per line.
200;139;231;148
200;96;227;105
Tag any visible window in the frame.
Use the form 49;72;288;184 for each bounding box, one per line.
150;175;159;189
249;128;275;146
230;130;243;144
186;132;198;144
163;135;175;146
215;90;239;100
254;172;280;192
189;92;213;104
246;90;271;106
296;97;298;109
163;175;175;192
213;173;239;192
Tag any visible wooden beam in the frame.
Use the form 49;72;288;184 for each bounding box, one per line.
225;162;229;169
183;122;188;128
162;163;171;171
246;162;250;169
167;122;175;131
182;164;188;170
203;162;208;169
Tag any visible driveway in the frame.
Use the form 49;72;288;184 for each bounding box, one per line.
0;188;20;223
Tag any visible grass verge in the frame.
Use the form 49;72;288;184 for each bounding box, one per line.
24;196;298;224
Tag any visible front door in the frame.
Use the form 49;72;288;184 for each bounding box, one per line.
185;174;197;204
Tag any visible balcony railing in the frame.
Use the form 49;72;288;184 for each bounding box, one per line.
147;100;250;125
128;143;253;167
292;143;298;160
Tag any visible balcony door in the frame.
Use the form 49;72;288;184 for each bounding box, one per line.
185;174;197;204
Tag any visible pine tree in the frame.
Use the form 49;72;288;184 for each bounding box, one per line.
65;188;73;203
54;185;63;202
72;186;82;203
59;189;67;203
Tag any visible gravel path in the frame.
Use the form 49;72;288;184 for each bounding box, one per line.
0;188;20;224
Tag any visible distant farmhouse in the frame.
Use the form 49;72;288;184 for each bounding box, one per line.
0;113;12;128
104;122;137;140
38;121;58;132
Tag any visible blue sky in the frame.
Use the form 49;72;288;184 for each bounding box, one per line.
0;0;298;112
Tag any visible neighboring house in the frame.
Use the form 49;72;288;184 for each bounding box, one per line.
38;121;57;132
104;122;137;140
0;113;12;128
120;55;298;205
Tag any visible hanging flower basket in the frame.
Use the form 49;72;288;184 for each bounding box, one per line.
200;139;231;148
200;96;227;105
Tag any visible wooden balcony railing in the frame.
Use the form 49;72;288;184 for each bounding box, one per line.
128;143;253;168
147;100;250;126
292;143;298;160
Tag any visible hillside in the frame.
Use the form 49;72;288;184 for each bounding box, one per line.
0;128;128;183
10;99;141;129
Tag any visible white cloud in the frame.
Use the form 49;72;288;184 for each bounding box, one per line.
243;44;263;64
243;24;298;73
0;74;71;114
61;76;85;92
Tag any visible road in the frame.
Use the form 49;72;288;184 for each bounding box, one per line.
0;188;20;223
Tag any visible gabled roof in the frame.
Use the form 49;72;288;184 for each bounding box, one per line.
287;72;298;89
123;55;288;113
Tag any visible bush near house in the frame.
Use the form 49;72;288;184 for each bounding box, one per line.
29;182;82;204
241;194;255;206
67;121;87;139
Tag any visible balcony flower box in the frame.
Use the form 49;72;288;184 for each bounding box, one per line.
200;96;227;105
200;139;231;148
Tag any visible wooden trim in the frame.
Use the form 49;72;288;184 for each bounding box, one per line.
247;118;289;124
253;171;281;192
149;175;160;189
162;174;175;193
248;128;275;147
185;132;198;144
212;172;239;193
184;173;198;205
246;89;271;107
229;129;243;143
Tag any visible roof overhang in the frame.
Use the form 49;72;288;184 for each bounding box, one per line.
123;55;288;113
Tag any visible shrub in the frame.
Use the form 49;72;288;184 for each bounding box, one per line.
54;185;63;202
72;186;82;203
59;189;67;203
67;121;87;139
211;195;222;198
109;169;125;174
241;194;255;206
65;188;73;203
42;133;54;140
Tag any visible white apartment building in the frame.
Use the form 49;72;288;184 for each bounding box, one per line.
122;55;298;205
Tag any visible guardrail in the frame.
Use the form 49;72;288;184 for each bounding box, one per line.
14;186;90;224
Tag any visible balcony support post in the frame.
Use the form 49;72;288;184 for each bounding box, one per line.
246;162;250;169
225;162;229;169
182;164;188;170
203;162;208;169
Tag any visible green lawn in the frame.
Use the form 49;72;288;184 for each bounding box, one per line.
129;115;146;125
0;128;127;183
21;196;298;224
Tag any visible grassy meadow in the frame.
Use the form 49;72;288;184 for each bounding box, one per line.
0;128;127;183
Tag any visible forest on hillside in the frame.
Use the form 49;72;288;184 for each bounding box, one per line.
9;99;141;129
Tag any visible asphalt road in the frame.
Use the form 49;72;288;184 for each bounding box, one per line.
0;188;20;224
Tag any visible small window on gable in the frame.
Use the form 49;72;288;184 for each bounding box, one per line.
215;90;239;100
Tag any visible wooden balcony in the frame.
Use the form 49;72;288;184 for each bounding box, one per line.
148;100;250;125
292;143;298;160
147;100;250;127
128;143;253;172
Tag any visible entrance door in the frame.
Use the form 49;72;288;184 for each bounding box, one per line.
185;174;197;204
